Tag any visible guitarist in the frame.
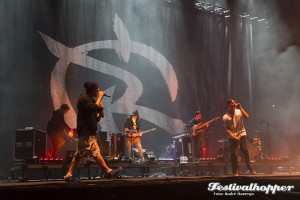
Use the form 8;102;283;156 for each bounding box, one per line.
46;104;72;159
223;99;256;176
124;110;144;160
188;111;209;160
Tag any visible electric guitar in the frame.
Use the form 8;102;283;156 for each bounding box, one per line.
125;128;156;139
191;116;220;136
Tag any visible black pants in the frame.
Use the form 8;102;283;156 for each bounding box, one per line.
229;136;252;173
192;135;204;159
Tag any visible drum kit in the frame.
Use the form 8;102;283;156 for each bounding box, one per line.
216;130;268;162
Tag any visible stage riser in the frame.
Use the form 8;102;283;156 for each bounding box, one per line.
10;161;293;181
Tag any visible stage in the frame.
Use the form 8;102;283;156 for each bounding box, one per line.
1;159;299;200
8;158;294;179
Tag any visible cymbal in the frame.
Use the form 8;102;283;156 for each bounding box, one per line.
217;139;228;143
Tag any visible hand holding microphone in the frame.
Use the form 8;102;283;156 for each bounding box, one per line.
96;90;104;101
235;103;241;108
95;89;110;108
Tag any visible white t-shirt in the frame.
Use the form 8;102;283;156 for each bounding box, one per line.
222;109;246;138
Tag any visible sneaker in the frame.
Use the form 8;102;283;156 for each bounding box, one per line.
104;167;123;178
232;172;239;176
250;169;257;175
110;167;123;174
64;175;81;183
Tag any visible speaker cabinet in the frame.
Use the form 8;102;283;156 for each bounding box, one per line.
97;131;109;157
110;133;125;157
14;128;47;161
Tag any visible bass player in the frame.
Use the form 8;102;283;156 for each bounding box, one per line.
187;111;209;160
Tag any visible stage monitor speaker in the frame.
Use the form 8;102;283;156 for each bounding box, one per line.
14;128;47;161
110;133;125;157
144;150;156;161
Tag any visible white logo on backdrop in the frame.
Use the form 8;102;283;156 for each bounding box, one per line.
40;14;184;135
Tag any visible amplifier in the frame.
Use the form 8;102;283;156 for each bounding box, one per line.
97;131;109;157
14;128;47;161
110;133;125;157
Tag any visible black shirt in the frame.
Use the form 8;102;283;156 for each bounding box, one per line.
188;118;202;127
124;115;140;131
46;109;71;134
77;93;104;137
187;118;204;135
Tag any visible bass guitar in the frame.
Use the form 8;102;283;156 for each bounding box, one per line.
191;116;220;136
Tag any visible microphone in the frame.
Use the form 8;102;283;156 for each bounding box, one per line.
98;90;111;97
104;93;111;97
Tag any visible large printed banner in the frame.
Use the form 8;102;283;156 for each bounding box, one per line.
40;14;184;136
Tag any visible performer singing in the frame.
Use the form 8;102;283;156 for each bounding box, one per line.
46;104;71;159
64;81;120;182
187;111;209;160
124;110;144;160
223;99;256;176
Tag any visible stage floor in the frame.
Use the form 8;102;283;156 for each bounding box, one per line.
1;173;300;200
2;159;300;199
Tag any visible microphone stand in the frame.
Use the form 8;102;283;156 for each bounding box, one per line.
261;121;277;159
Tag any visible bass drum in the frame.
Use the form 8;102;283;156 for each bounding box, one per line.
249;136;262;151
248;145;261;162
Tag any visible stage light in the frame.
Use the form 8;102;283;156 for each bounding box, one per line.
194;0;268;28
240;14;250;18
258;19;266;22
